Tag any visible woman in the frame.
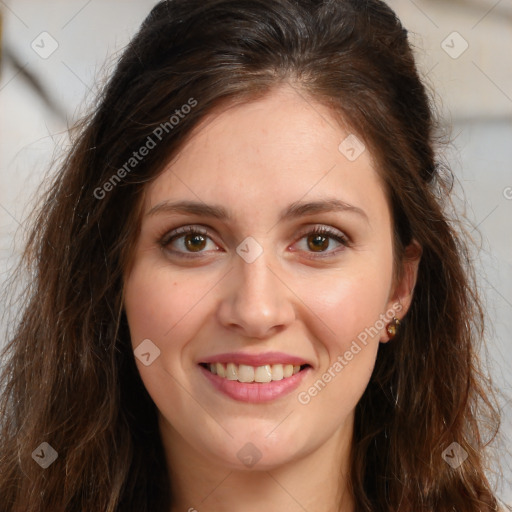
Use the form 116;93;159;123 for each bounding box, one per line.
0;0;509;510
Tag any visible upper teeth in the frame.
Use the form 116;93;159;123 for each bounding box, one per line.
207;363;301;383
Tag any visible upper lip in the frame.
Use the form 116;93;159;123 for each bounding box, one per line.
199;351;312;367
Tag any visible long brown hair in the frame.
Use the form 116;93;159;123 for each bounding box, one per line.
0;1;508;510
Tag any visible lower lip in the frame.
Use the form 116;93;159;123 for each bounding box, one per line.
199;365;310;403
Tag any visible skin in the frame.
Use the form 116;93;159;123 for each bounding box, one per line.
123;84;421;512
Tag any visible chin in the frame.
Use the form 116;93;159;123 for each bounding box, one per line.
195;426;311;472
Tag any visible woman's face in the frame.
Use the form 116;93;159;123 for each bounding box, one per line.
123;84;417;471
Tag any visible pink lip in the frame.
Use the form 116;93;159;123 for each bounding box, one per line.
200;351;311;367
199;364;311;403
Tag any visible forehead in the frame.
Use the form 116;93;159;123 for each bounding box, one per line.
144;85;388;225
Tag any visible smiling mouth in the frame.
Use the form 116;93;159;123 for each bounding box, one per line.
199;362;310;383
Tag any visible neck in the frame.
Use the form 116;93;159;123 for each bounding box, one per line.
160;414;356;512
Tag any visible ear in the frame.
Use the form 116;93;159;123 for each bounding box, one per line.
381;239;422;343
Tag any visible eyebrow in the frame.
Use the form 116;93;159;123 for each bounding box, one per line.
147;198;369;224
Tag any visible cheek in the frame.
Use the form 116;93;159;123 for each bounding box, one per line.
304;265;393;354
123;257;211;347
293;258;393;412
122;259;212;412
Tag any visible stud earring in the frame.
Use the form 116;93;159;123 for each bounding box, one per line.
386;317;401;339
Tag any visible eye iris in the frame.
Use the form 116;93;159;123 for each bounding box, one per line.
185;233;207;251
308;234;329;252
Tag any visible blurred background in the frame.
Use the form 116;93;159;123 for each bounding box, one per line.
0;0;511;504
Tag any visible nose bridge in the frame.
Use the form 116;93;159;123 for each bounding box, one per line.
217;241;295;337
239;251;276;297
235;234;277;294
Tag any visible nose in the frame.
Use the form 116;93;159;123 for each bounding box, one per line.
216;250;296;339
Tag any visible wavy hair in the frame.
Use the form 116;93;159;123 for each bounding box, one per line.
0;0;508;510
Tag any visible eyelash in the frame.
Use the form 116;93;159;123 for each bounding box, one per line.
158;225;350;260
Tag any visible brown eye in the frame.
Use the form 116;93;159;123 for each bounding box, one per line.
183;233;207;252
307;233;330;252
160;226;219;257
293;226;349;257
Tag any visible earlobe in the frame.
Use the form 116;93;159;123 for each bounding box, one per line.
381;239;422;343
